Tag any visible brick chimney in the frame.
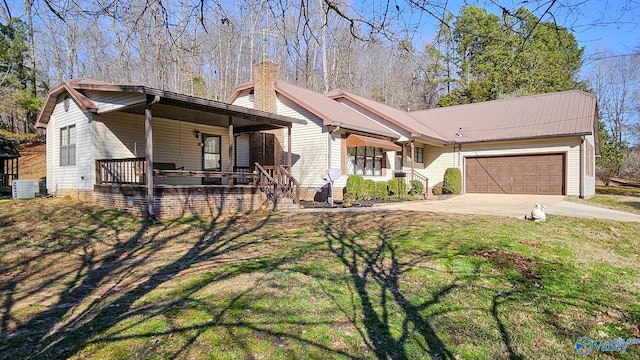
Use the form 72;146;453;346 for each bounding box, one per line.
253;60;278;113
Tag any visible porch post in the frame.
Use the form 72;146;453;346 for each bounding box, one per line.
228;117;234;186
410;140;415;181
287;125;292;169
145;95;160;218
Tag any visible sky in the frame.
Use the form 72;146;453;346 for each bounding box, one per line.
413;0;640;57
4;0;639;63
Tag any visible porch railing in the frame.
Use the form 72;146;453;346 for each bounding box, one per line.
254;163;300;208
96;157;146;185
95;158;259;186
234;166;252;185
410;170;429;198
96;158;300;208
1;173;18;192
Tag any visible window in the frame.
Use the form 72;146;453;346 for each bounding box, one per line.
347;146;384;175
59;125;76;166
414;147;424;163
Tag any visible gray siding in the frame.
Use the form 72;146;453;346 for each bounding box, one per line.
45;114;54;192
413;144;456;187
277;95;328;188
232;90;255;109
584;134;596;197
47;94;95;193
329;134;344;187
338;100;408;141
93;112;230;186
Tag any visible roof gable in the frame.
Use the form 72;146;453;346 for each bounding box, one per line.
326;89;447;143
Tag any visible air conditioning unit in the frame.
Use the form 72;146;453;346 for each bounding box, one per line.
12;180;40;199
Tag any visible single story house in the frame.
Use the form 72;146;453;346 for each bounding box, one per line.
35;78;305;218
36;62;598;218
228;61;598;199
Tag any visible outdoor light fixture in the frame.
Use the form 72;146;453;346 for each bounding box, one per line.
63;96;70;112
249;90;255;102
194;129;201;138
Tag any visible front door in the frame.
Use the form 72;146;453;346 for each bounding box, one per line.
202;134;221;184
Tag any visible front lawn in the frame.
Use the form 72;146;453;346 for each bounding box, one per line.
1;198;639;359
588;186;640;215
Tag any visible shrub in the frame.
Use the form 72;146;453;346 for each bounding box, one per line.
375;181;388;199
409;180;424;196
432;182;443;195
387;178;407;196
345;174;364;201
362;179;376;200
443;168;462;194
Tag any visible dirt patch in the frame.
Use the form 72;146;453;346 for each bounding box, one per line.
17;143;46;180
471;248;540;282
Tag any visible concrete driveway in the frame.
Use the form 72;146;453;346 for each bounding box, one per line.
379;194;640;222
300;194;640;222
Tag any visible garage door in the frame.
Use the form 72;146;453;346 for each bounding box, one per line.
465;154;565;195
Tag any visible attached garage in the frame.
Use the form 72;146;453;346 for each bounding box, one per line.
465;154;565;195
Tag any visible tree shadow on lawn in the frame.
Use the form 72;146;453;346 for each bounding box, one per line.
316;213;606;360
0;205;622;359
0;203;303;359
1;201;366;360
321;215;454;360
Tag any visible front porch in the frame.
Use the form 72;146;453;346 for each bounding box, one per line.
95;158;300;218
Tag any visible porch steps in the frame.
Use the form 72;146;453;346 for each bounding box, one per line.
275;197;299;211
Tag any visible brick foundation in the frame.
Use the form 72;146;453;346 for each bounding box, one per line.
299;186;345;202
92;185;271;219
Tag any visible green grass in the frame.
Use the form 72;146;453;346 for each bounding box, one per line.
596;185;640;197
586;186;640;215
1;198;639;359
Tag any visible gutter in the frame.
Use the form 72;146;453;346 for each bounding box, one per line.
328;122;399;139
446;132;593;145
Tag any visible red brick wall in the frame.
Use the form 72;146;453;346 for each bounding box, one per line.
253;61;284;166
92;185;270;219
253;61;278;114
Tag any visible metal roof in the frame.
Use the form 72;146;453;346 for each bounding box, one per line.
408;90;597;143
36;79;306;128
0;140;20;158
274;82;400;138
326;89;447;144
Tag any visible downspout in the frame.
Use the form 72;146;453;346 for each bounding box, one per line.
50;115;56;196
458;144;463;193
327;129;331;169
410;141;415;181
579;136;585;198
145;94;160;218
287;126;292;169
228;116;234;186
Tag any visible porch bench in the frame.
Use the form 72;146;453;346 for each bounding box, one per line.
153;162;184;171
152;169;258;185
